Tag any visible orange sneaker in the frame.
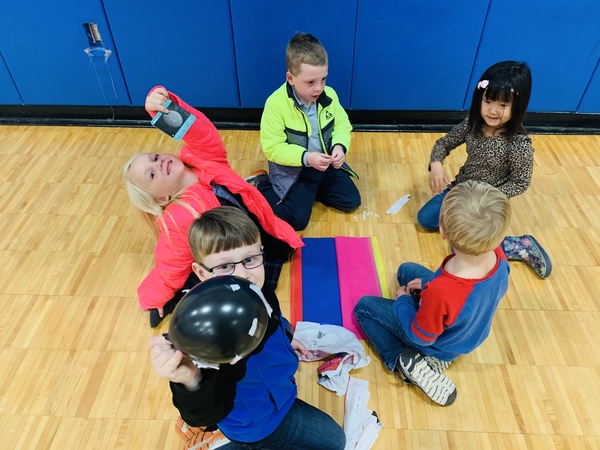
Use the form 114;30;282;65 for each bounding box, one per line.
245;169;267;186
174;416;230;450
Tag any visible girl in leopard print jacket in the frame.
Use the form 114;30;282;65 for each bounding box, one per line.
417;61;552;279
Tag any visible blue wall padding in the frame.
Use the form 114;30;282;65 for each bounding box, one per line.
0;1;130;105
0;52;21;104
471;0;600;112
102;0;239;107
352;0;489;110
230;0;357;108
578;61;600;113
0;1;597;111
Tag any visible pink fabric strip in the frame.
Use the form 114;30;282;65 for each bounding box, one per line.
335;237;383;340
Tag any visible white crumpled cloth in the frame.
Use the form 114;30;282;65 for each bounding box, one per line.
293;322;382;450
293;321;370;396
344;377;383;450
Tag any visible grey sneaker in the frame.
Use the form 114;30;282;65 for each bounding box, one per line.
397;349;457;406
424;355;452;374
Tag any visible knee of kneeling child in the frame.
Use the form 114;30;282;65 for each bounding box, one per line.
417;210;439;232
288;216;310;231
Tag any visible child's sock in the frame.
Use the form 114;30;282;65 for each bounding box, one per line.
501;234;553;279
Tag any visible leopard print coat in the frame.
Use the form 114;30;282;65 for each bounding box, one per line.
430;118;533;198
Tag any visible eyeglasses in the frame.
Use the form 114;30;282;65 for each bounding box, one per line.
199;252;265;276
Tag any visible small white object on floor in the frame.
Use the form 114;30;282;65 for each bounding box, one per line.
344;377;383;450
386;194;410;214
353;206;380;221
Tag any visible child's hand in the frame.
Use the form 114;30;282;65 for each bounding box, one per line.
330;146;346;169
306;152;332;171
406;278;423;293
396;278;423;298
291;338;312;359
429;161;450;194
149;335;201;389
145;87;171;114
395;286;411;298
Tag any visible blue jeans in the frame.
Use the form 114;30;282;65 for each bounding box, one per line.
396;262;435;288
223;398;345;450
354;263;435;372
416;189;449;231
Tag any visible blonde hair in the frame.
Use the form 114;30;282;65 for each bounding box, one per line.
188;207;260;263
440;180;511;255
286;32;328;76
123;154;164;215
123;153;194;240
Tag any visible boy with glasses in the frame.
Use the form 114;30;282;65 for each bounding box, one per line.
149;206;345;450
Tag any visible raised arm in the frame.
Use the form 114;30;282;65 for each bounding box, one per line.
146;85;229;166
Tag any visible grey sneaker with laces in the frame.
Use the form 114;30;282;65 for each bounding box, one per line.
397;348;457;406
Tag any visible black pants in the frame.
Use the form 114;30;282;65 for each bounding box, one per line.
249;211;292;292
257;166;361;231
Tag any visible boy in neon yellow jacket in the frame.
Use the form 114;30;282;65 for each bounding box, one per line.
255;32;360;231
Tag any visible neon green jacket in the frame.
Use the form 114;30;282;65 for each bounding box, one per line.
260;82;358;200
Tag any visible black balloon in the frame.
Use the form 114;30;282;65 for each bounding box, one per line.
168;276;270;364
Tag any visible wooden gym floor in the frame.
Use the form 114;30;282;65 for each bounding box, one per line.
0;125;599;449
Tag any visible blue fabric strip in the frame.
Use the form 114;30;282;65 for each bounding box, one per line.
301;237;343;326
